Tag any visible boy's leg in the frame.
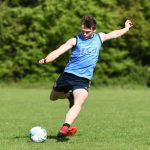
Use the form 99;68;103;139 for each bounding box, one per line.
50;83;74;107
67;91;74;108
49;73;70;101
50;89;75;109
57;89;88;139
50;88;66;101
64;89;88;124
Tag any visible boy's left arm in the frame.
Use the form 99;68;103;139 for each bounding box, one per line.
101;20;133;42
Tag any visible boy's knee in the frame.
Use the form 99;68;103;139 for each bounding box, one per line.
49;95;57;101
49;91;66;101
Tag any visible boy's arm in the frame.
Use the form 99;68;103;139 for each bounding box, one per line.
39;38;76;64
99;20;133;42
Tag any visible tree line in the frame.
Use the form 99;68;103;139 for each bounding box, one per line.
0;0;150;86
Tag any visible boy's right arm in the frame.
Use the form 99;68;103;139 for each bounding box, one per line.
39;38;76;64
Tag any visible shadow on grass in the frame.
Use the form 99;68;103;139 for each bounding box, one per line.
15;136;28;139
14;135;69;142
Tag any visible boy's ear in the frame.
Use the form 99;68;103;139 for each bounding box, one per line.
92;27;96;31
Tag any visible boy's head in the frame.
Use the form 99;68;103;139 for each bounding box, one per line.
81;15;96;30
81;15;96;39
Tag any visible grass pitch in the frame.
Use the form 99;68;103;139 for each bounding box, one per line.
0;87;150;150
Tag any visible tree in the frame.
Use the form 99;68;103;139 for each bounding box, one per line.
0;0;149;86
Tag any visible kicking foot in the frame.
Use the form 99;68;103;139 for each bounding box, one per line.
57;126;77;140
66;127;77;136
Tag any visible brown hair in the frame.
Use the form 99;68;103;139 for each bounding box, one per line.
81;15;96;30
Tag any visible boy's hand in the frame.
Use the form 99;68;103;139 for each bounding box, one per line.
125;20;133;29
39;58;46;64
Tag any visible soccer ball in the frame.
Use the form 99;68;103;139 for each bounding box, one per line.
29;126;47;143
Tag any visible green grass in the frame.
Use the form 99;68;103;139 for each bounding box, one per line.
0;87;150;150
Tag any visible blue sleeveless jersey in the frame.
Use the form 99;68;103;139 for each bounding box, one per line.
64;33;102;80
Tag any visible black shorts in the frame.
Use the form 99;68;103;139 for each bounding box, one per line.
53;72;90;93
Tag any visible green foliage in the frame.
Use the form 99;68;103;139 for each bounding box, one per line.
117;0;150;65
0;0;149;86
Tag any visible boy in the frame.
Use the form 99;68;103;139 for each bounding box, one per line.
39;15;133;139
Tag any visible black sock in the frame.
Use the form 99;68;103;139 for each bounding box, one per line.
63;123;70;128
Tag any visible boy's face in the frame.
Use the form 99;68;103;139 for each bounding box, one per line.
81;24;95;39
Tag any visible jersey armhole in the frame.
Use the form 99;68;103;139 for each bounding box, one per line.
72;36;78;49
97;33;102;44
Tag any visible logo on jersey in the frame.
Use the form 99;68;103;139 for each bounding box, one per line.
80;46;97;56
